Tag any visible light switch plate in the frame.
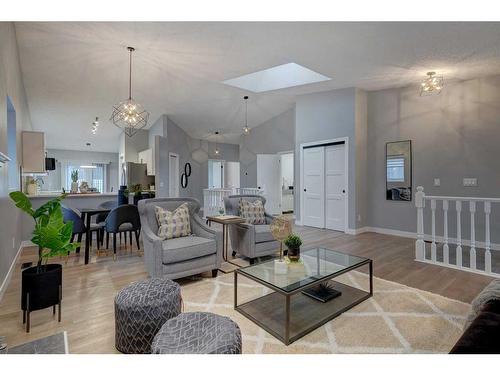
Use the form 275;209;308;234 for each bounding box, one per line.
434;178;440;187
463;178;477;187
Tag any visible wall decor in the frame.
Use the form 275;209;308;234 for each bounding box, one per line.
181;162;192;188
386;140;412;201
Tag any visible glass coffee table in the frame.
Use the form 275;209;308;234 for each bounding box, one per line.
234;247;373;345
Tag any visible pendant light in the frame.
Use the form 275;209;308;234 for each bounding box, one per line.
110;46;149;137
420;72;444;96
242;95;250;135
214;131;220;155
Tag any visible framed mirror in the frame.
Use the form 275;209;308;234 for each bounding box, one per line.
386;140;412;201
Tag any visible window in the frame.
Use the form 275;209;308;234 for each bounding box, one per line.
65;163;107;192
386;157;405;182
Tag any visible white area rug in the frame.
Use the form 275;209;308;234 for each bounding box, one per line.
180;271;470;354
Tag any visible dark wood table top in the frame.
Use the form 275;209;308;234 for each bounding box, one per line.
206;215;246;225
79;207;112;214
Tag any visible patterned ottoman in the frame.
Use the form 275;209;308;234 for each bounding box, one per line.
151;312;242;354
115;278;181;354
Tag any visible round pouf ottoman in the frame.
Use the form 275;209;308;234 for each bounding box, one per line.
115;278;181;354
151;312;242;354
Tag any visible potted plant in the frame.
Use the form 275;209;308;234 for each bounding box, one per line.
70;170;79;193
9;191;79;332
284;233;303;262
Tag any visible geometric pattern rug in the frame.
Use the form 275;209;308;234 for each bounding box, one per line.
180;271;471;354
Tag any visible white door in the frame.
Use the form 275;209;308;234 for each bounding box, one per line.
325;144;346;231
169;153;179;197
302;147;325;227
257;154;281;215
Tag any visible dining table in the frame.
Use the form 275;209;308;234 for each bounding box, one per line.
78;207;112;264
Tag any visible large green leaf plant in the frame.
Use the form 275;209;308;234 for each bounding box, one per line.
9;191;80;271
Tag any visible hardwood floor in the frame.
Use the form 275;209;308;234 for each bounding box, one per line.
0;225;494;353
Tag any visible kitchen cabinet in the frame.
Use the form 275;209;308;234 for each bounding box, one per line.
22;131;45;173
138;148;155;176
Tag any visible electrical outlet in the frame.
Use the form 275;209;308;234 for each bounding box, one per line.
160;182;164;187
357;214;361;222
463;178;478;187
12;237;15;249
434;178;440;187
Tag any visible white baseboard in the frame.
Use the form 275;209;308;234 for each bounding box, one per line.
0;241;28;302
345;227;369;235
358;226;500;251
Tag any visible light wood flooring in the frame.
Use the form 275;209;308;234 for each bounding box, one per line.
0;225;495;353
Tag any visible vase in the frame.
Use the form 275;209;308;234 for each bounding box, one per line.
79;181;88;193
21;264;62;332
70;181;78;193
27;183;38;196
288;246;301;262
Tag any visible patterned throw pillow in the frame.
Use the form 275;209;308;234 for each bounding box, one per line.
155;203;192;240
239;199;266;224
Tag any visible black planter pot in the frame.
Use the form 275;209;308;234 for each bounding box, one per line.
288;246;301;262
21;264;62;332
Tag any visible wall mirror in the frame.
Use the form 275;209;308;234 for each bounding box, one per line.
386;140;412;201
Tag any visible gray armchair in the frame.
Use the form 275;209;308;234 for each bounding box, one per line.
138;198;222;279
224;195;279;263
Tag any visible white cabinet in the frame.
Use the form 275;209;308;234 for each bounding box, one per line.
22;131;45;173
138;148;155;176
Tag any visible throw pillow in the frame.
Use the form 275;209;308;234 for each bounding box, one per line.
155;203;192;240
239;199;266;224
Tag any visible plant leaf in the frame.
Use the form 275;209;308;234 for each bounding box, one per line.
9;191;34;216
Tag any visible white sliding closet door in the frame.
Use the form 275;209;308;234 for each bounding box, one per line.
302;147;325;228
325;144;346;231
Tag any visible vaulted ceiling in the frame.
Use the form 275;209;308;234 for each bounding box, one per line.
14;22;500;152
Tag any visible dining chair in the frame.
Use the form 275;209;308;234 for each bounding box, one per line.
104;204;141;260
95;200;118;245
62;206;104;254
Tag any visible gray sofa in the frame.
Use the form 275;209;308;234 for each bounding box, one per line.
224;195;279;263
138;198;222;279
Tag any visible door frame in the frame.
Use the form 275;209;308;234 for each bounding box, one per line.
298;137;349;233
168;152;180;197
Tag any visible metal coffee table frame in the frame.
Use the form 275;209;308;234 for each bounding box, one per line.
234;252;373;345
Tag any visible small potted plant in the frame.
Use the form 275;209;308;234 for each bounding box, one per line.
70;170;79;193
9;191;79;332
284;233;303;262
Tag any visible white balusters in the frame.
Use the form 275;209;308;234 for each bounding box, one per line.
430;199;437;262
443;200;449;264
415;186;425;261
456;201;462;267
415;187;499;277
485;201;492;274
469;201;476;270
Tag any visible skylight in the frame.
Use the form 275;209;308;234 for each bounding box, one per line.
222;63;331;93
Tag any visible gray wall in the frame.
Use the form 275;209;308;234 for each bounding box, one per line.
0;23;33;295
366;76;500;243
295;87;360;229
239;108;295;188
151;115;239;202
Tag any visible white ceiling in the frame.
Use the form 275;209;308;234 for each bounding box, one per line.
14;22;500;152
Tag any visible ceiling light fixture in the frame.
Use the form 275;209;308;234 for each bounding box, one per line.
242;96;250;135
91;116;99;135
420;72;444;96
214;131;220;156
110;46;149;137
